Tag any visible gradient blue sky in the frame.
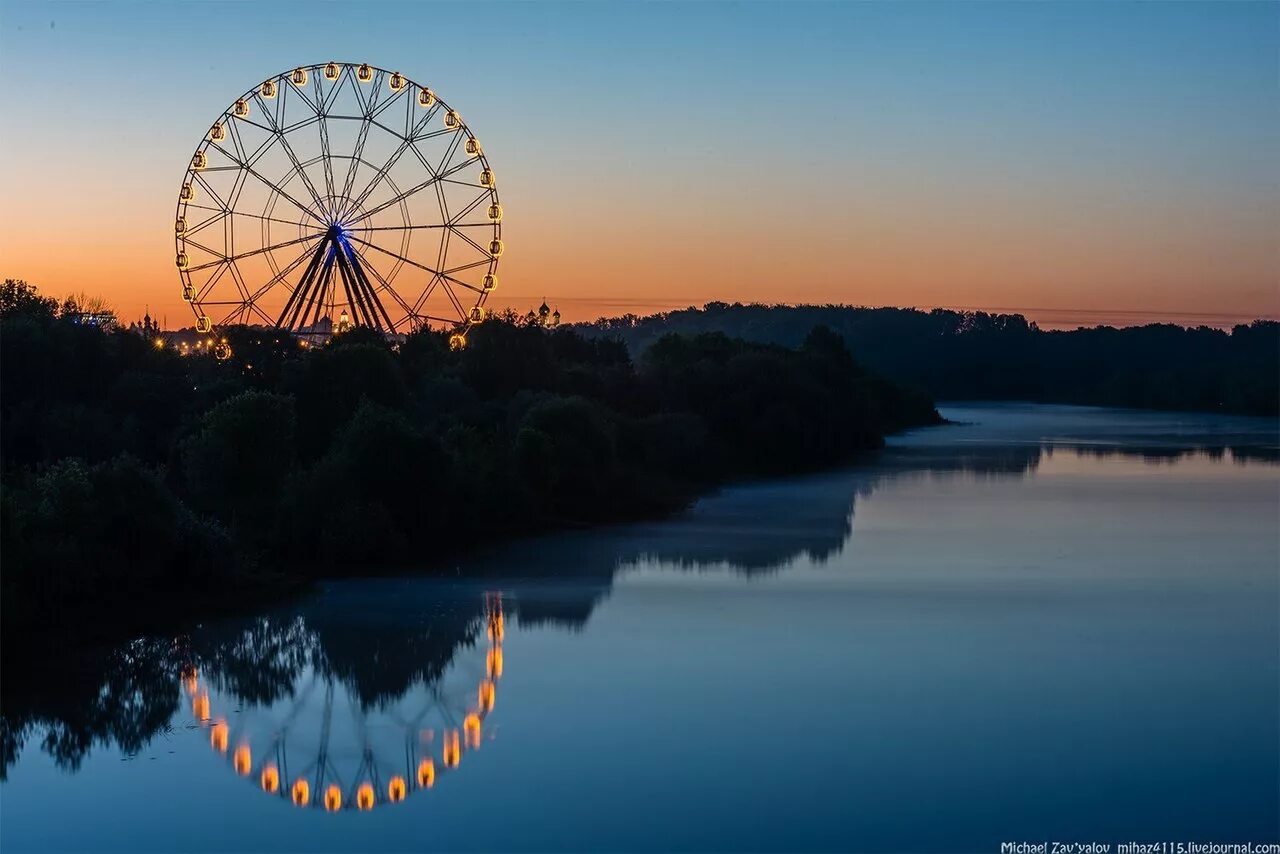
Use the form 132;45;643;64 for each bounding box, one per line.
1;0;1276;327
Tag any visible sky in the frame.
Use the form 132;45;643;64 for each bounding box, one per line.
1;0;1276;329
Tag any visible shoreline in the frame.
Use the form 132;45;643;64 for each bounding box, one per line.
1;418;946;657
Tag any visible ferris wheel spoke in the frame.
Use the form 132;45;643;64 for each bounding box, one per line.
448;232;493;264
333;71;385;207
181;234;225;260
354;158;475;223
450;189;493;224
194;262;231;303
228;114;278;137
246;241;320;305
434;124;467;175
318;116;337;205
232;210;321;230
222;120;259;219
183;202;230;215
278;114;323;136
192;171;233;213
347;242;416;319
412;125;459;145
366;93;408;132
217;119;281;179
346;235;439;276
316;71;346;114
340;107;442;223
284;76;324;119
338;120;374;213
181;209;230;240
247;300;276;327
188;234;319;273
228;261;254;304
347;69;375;116
348;240;412;313
251;91;329;219
438;277;469;320
226;234;321;263
346;222;491;232
211;136;326;226
363;70;401;122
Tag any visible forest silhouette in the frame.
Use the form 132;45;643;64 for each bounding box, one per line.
583;303;1279;416
0;280;938;642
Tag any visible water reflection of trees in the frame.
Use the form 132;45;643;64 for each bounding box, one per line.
3;435;1271;777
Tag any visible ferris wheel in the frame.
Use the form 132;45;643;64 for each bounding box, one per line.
174;63;502;342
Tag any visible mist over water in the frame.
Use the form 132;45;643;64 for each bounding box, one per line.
2;403;1276;852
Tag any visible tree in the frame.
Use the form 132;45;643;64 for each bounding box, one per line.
0;279;57;320
177;391;297;542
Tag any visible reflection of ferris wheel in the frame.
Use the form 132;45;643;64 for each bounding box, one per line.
175;63;502;344
186;594;505;812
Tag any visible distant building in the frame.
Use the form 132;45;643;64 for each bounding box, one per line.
524;299;561;328
127;307;162;336
67;311;117;330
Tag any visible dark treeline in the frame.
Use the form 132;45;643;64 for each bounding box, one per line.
581;303;1280;415
0;281;938;638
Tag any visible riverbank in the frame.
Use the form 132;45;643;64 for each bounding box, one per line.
1;283;941;647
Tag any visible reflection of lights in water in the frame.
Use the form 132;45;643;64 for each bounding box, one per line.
233;745;252;776
324;784;343;812
210;720;228;753
185;592;505;813
443;729;461;769
356;783;375;811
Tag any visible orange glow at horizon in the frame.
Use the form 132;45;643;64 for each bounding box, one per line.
4;202;1274;331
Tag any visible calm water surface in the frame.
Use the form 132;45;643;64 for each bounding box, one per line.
3;404;1278;852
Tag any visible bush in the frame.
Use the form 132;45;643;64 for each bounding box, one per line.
176;391;297;544
1;456;236;630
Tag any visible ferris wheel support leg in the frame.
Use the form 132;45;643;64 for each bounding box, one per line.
346;242;396;332
303;249;340;333
291;243;337;335
342;254;381;332
333;244;382;333
277;235;331;331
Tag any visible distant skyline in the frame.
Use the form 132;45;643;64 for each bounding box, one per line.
1;0;1276;329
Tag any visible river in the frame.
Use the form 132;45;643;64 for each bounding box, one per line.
2;403;1277;852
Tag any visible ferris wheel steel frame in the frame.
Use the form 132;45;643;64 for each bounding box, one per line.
175;62;503;341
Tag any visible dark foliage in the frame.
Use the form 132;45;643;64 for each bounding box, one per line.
0;284;938;638
582;303;1280;416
